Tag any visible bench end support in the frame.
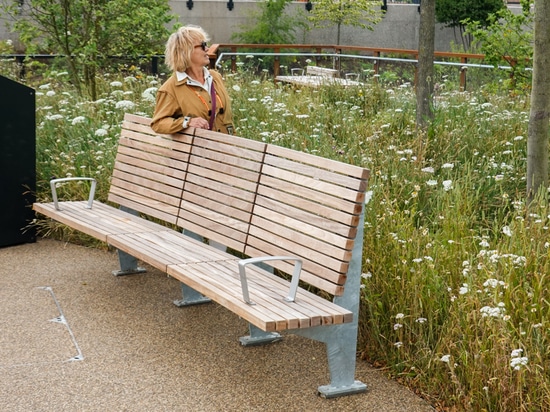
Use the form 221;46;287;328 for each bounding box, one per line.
318;380;367;398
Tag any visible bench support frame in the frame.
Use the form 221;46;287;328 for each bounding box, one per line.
112;207;147;276
293;207;367;398
174;283;213;307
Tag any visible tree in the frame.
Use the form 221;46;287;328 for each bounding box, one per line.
1;0;175;99
435;0;504;49
306;0;383;45
527;0;550;200
231;0;303;45
464;0;533;90
416;0;435;129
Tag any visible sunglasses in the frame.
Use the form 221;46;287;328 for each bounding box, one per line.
194;41;208;51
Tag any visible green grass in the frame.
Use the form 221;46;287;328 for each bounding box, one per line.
5;59;549;411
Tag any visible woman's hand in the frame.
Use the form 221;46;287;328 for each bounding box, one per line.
189;117;210;130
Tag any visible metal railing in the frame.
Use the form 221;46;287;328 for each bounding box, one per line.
1;44;527;91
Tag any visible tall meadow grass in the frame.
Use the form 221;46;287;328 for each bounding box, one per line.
5;59;549;411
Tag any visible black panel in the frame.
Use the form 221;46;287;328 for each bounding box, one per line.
0;75;36;247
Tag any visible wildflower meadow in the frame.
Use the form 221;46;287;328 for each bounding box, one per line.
7;58;549;411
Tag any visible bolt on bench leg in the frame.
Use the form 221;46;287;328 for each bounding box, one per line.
239;323;281;346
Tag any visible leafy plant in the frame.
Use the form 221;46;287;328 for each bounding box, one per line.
306;0;383;45
464;0;534;90
0;0;176;99
435;0;505;49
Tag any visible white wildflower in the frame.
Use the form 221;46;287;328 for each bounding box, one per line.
71;116;86;125
502;226;512;237
115;100;135;110
442;180;453;191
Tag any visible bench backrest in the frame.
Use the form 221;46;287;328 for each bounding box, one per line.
306;66;338;77
111;114;369;297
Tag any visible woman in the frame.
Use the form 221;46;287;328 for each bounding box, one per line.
151;25;234;135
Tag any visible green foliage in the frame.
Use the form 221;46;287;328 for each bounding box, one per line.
1;0;175;98
435;0;505;50
231;0;304;45
436;0;505;28
464;0;533;90
307;0;383;45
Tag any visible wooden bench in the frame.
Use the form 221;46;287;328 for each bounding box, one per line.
33;113;370;398
305;65;338;77
276;65;361;88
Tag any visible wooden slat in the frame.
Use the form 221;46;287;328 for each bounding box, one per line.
115;147;189;176
111;166;183;196
246;224;350;279
266;143;370;183
167;259;353;332
32;201;172;241
261;164;363;207
107;230;239;273
177;130;266;252
107;192;179;225
110;174;181;206
168;262;282;332
107;114;193;222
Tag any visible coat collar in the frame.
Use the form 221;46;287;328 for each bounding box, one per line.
175;67;212;92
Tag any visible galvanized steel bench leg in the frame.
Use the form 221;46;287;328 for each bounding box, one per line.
239;324;281;346
112;206;146;276
294;207;367;397
319;324;367;398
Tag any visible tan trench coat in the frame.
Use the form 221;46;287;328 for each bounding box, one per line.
150;70;234;135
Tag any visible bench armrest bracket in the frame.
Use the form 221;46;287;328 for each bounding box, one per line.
50;177;97;211
238;256;303;305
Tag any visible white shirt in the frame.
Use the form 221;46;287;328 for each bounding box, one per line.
176;67;212;92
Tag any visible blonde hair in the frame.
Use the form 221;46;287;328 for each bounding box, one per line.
164;25;210;72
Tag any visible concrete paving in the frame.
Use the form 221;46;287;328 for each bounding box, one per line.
0;238;436;412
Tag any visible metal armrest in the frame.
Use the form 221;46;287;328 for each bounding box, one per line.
50;177;97;211
238;256;303;305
